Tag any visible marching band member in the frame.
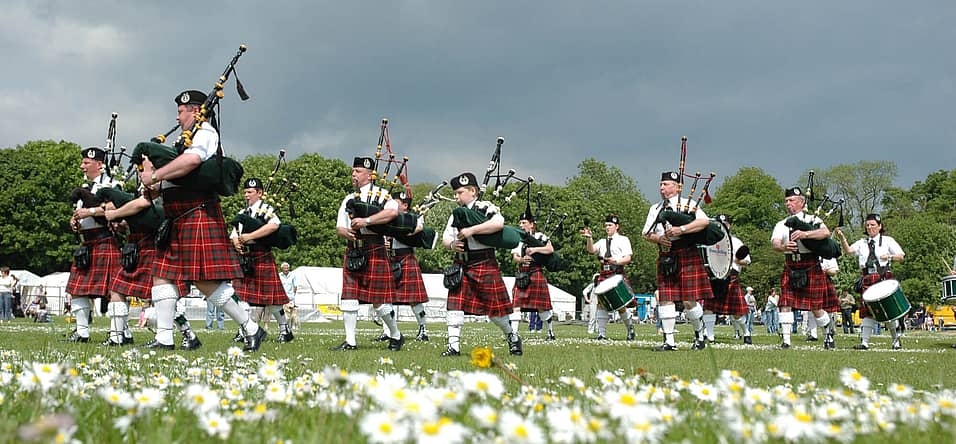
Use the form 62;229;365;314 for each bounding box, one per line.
66;147;122;343
231;178;293;344
385;192;431;342
582;214;635;341
333;157;404;351
804;257;840;342
511;204;557;341
140;90;264;351
440;172;522;357
642;172;712;351
702;215;753;345
836;213;905;350
770;187;838;350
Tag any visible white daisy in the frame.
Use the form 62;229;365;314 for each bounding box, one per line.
359;411;409;444
839;368;871;393
417;417;465;444
183;384;220;414
497;410;545;444
199;412;232;439
458;371;504;399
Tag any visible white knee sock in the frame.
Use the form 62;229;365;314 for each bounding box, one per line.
152;284;178;345
491;315;515;340
377;304;401;339
411;303;427;328
686;303;704;334
779;311;795;345
341;299;359;346
734;315;750;337
807;314;818;338
596;308;610;337
815;313;830;334
107;301;128;344
703;313;717;341
509;312;522;333
72;296;92;338
659;304;677;346
210;282;258;336
539;310;553;335
269;305;289;334
447;310;464;352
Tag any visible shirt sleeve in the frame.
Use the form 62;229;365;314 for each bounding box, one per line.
642;205;660;235
181;125;219;161
619;236;633;257
770;221;789;245
441;214;457;244
886;237;904;257
336;195;351;229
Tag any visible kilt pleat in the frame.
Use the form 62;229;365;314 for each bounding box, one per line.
707;272;749;316
153;197;242;282
447;258;512;318
67;230;121;297
779;257;839;310
391;253;429;305
342;244;395;305
657;247;714;303
512;264;552;311
858;271;894;319
111;233;191;299
234;250;289;306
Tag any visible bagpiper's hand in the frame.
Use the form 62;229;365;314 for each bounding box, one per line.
790;230;809;242
834;227;845;239
457;227;473;240
785;240;799;253
452;240;466;252
657;234;672;248
665;226;683;238
580;227;592;238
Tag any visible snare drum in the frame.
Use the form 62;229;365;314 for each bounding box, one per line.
594;275;635;311
942;275;956;304
701;220;733;280
862;279;911;322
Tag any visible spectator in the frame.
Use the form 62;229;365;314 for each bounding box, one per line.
0;267;18;322
764;288;780;334
205;299;225;330
925;313;935;332
839;289;856;334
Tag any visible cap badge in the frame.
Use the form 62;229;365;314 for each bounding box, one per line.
363;158;372;169
669;172;678;180
459;175;469;185
87;149;95;159
180;92;190;104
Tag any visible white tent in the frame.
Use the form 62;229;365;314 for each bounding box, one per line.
39;272;71;314
293;266;577;323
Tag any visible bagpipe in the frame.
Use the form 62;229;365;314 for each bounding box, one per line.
448;136;527;250
94;187;164;233
230;150;298;250
518;191;568;271
645;137;725;249
131;45;250;197
345;119;431;245
784;170;843;259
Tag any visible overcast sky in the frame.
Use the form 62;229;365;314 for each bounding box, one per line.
2;1;953;199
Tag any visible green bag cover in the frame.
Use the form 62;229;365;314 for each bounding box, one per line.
660;210;726;249
451;206;521;249
393;227;438;250
230;213;297;250
784;216;842;259
132;141;244;197
518;230;566;271
94;187;164;232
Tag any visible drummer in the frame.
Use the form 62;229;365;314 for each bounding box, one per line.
702;215;753;345
581;214;635;341
836;213;905;350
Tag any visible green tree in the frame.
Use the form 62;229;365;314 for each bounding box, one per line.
818;161;897;227
0;140;83;274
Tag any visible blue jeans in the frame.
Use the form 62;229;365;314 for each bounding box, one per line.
764;307;779;333
0;292;11;320
205;300;224;329
745;307;755;332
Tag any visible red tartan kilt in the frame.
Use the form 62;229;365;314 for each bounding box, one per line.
780;258;840;310
67;231;120;297
447;257;512;318
342;244;395;305
111;234;190;299
234;250;289;306
153;196;241;282
858;271;894;319
707;273;749;316
392;253;428;305
512;264;552;311
657;247;714;303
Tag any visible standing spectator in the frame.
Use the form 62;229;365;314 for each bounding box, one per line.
205;300;225;330
744;286;757;339
0;267;18;322
764;288;780;334
582;274;600;334
839;289;857;334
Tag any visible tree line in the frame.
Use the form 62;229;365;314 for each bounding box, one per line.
2;140;954;307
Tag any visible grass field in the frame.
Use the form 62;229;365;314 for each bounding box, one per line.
2;317;955;443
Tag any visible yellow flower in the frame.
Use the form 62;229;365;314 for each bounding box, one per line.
470;347;494;369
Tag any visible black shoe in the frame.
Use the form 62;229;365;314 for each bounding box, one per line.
595;335;608;340
330;341;357;351
440;347;461;357
779;343;791;349
372;333;390;342
824;332;835;350
892;338;902;350
232;330;245;343
277;331;295;343
546;332;556;341
415;326;429;342
142;339;174;350
509;335;523;356
66;334;90;343
805;335;818;342
123;335;135;345
692;331;706;350
101;338;124;347
181;335;202;351
626;327;636;341
653;344;677;352
743;335;752;345
243;328;267;352
853;343;869;350
388;335;405;351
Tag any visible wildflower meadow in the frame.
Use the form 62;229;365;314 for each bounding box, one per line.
1;318;955;443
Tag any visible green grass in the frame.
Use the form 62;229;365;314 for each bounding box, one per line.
1;317;955;443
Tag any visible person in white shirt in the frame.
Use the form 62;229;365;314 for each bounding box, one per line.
582;214;636;341
836;213;905;350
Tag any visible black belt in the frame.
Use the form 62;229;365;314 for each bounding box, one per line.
456;249;496;264
80;229;112;241
391;248;414;257
601;264;624;272
246;243;271;252
162;188;217;202
786;253;817;262
348;237;384;249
